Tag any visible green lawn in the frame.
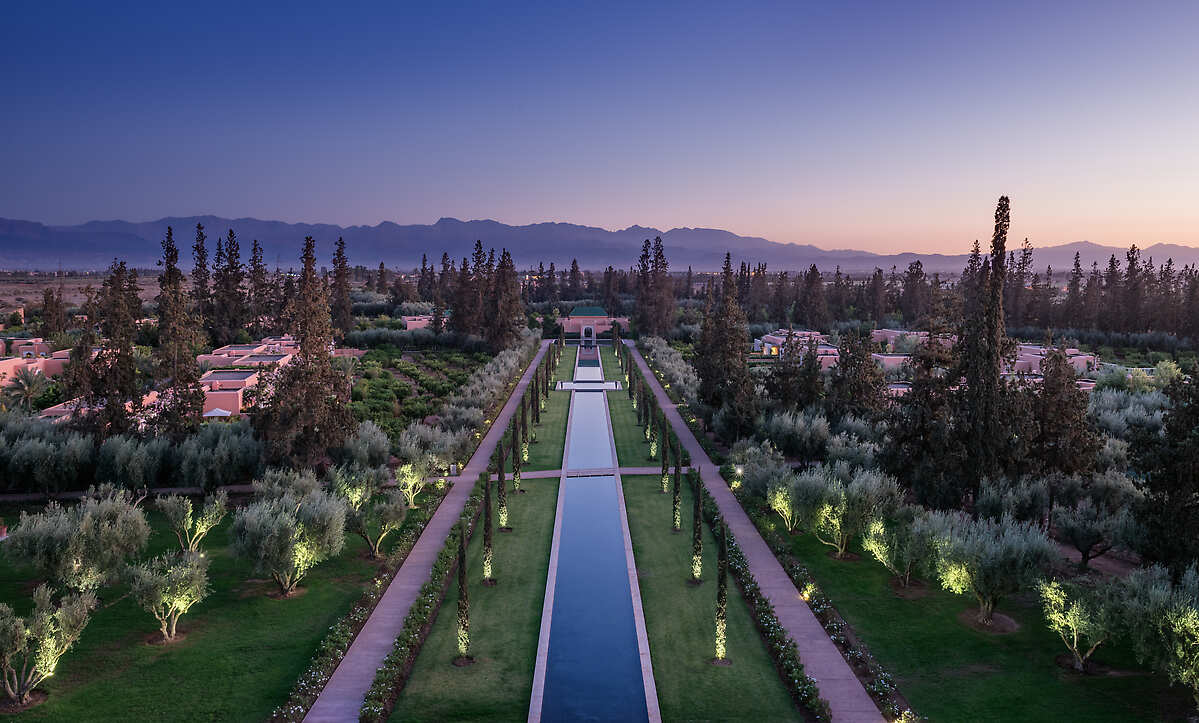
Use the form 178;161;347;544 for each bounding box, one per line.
390;477;559;722
525;390;569;471
608;390;656;467
767;520;1193;722
622;475;800;721
553;345;578;383
0;496;436;721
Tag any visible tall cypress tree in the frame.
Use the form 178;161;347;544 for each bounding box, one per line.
690;476;704;583
252;237;354;467
510;421;522;492
331;238;352;339
660;435;671;492
482;475;495;585
497;443;510;530
154;226;205;440
81;259;143;440
521;394;530;458
190;223;212;334
455;524;472;663
248;239;270;337
211;228;246;345
672;465;682;532
956;197;1013;506
714;523;728;662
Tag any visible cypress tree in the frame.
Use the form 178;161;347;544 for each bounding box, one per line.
521;396;530;459
211;228;246;345
455;524;472;664
190;223;211;332
497;444;510;530
154;226;205;441
690;475;703;583
714;523;728;663
331;237;352;339
672;466;682;532
660;435;671;493
511;422;522;493
482;475;496;585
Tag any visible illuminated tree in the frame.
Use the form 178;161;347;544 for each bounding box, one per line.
660;435;671;492
1037;578;1123;672
455;524;472;663
128;551;210;642
482;475;496;584
714;523;729;662
231;488;346;597
672;467;682;532
157;491;228;553
861;505;934;587
497;445;510;530
0;585;96;704
510;423;522;493
767;480;798;534
521;395;531;456
810;469;902;560
923;511;1055;625
396;462;429;509
690;477;704;583
332;466;407;559
7;486;150;592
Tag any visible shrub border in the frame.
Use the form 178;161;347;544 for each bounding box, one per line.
694;481;831;721
268;483;451;721
358;477;486;721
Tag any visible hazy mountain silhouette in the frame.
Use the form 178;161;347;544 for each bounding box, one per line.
1;216;1196;274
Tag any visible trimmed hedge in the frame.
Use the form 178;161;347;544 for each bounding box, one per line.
359;478;486;721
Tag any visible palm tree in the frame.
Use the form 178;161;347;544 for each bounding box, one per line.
4;366;49;412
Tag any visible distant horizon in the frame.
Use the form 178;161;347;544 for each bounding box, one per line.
9;211;1199;257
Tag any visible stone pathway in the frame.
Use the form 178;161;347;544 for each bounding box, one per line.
625;341;884;723
305;340;552;723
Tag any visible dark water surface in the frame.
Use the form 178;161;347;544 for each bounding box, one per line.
541;476;648;722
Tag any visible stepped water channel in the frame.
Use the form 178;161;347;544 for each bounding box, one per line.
529;344;660;723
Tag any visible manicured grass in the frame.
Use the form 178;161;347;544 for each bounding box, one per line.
553;345;578;383
0;497;436;721
599;343;624;383
622;475;800;721
765;517;1193;722
608;390;655;467
390;477;559;722
524;390;570;471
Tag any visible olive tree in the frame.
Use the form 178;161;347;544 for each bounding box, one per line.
810;468;902;559
157;491;228;553
924;511;1056;625
330;466;407;559
231;488;346;597
0;585;96;705
396;461;429;509
766;479;799;534
6;487;150;592
1037;578;1124;672
862;505;935;587
344;420;390;469
1123;564;1199;710
128;552;210;642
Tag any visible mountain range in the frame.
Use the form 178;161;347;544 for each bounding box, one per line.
2;216;1197;275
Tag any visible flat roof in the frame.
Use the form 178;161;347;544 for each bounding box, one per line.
202;370;257;380
236;354;288;362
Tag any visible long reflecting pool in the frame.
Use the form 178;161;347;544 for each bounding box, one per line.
540;474;648;722
564;392;616;471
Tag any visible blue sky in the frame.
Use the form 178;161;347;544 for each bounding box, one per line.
3;0;1197;252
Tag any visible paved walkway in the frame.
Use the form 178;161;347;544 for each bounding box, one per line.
306;340;552;722
625;341;883;723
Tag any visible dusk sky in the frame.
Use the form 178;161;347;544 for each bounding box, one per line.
3;1;1197;253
